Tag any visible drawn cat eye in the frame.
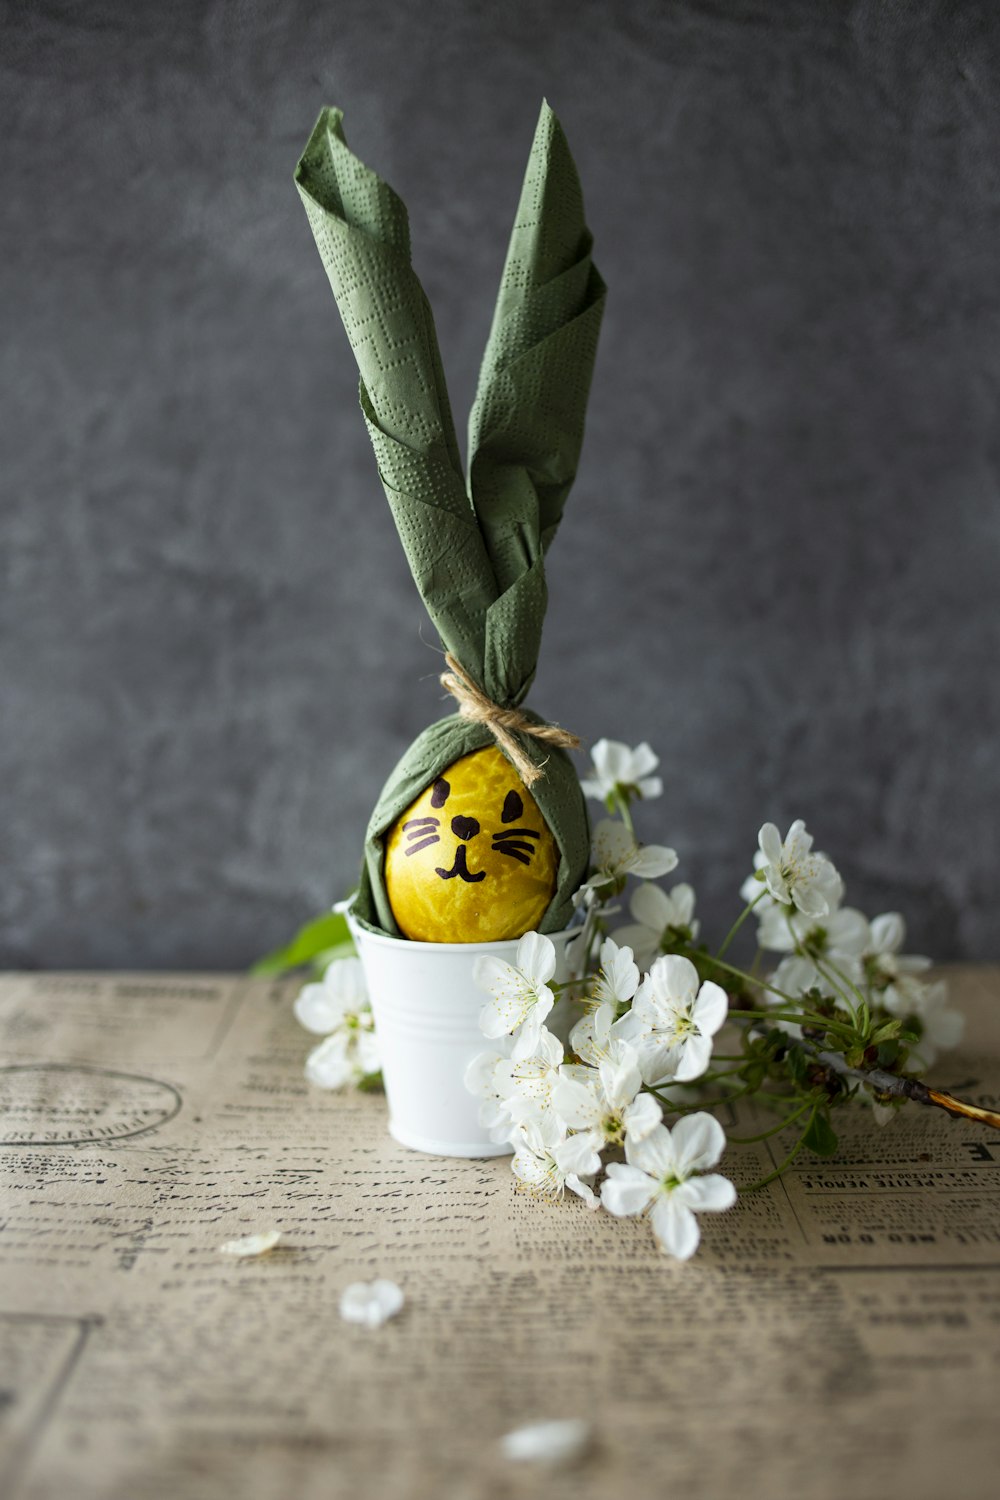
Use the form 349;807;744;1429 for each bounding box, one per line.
430;778;451;809
501;790;523;824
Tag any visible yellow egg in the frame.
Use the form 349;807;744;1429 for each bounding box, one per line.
385;745;559;943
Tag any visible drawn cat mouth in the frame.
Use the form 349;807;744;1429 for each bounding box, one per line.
435;845;486;884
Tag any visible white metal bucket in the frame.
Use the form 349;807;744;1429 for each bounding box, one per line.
347;913;576;1158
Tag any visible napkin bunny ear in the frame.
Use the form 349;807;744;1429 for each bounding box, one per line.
296;107;498;684
469;100;607;590
468;99;607;711
296;107;462;476
296;103;604;937
296;102;605;709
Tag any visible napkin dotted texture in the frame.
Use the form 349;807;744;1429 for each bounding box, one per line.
296;102;604;935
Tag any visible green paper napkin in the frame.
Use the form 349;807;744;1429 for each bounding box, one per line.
295;101;605;936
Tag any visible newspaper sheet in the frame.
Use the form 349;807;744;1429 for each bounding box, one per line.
1;966;999;1500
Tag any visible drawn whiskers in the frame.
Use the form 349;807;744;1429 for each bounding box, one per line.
491;827;540;867
403;817;440;857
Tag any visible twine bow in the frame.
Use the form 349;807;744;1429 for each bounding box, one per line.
440;652;580;788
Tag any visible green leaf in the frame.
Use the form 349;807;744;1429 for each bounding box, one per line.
802;1112;839;1158
250;910;355;977
870;1020;902;1046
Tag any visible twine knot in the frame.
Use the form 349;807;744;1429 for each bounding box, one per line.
440;652;580;788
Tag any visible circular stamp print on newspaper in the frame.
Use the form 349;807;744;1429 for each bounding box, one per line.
0;1064;182;1146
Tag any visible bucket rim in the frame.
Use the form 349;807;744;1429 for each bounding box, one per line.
344;905;583;957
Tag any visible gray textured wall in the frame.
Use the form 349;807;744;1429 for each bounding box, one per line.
2;0;998;969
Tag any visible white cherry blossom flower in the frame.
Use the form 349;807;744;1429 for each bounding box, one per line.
758;902;868;960
912;981;964;1063
569;1001;615;1067
613;954;728;1086
295;956;367;1032
860;1084;899;1128
294;957;379;1089
304;1030;380;1089
863;912;932;990
475;931;556;1062
568;939;640;1067
553;1041;662;1150
591;937;640;1010
580;739;663;804
759;959;808;1039
883;975;964;1068
858;914;962;1063
614;882;700;968
575;819;678;902
495;1026;565;1126
510;1114;601;1206
760;905;869;999
739;847;770;907
601;1113;736;1259
769;955;828;1012
464;1036;519;1144
501;1418;591;1465
339;1278;404;1329
751;821;843;918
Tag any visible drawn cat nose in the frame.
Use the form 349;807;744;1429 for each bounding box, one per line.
451;815;480;842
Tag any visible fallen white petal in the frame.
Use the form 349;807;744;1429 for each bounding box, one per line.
500;1418;591;1465
339;1278;404;1329
218;1230;282;1258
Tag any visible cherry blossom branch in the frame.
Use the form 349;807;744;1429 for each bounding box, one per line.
742;1020;1000;1129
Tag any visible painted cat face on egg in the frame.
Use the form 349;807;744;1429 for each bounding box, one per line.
384;745;558;943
